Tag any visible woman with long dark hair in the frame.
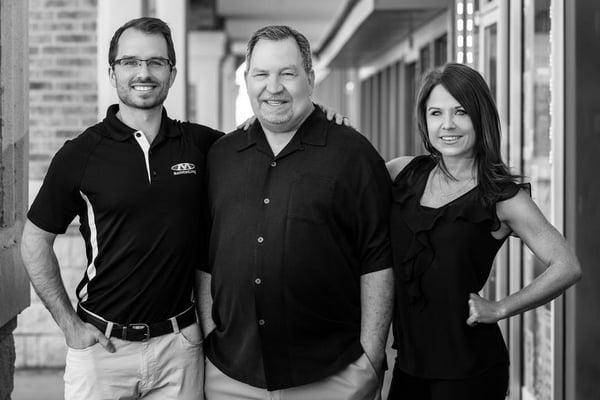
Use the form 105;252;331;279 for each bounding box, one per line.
386;63;581;400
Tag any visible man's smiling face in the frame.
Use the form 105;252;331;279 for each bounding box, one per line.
245;37;315;133
109;28;176;111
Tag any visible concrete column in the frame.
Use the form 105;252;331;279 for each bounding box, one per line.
0;0;30;326
188;31;226;128
96;0;143;120
346;68;361;129
0;319;17;400
0;0;30;396
155;0;187;120
220;54;239;132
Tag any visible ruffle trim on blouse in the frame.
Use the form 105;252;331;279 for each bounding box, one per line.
392;156;530;306
392;179;488;306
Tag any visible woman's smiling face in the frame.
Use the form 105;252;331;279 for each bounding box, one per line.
425;84;476;160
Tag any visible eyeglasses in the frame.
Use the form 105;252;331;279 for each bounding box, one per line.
112;57;173;70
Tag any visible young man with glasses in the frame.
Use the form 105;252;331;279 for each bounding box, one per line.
21;17;221;400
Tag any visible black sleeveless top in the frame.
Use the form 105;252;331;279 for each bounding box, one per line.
390;155;527;379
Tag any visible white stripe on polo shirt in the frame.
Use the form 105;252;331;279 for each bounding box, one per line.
77;191;98;303
132;130;151;183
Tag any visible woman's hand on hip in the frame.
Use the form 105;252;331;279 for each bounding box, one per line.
466;293;504;327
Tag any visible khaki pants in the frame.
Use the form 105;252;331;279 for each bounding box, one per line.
205;353;381;400
64;323;204;400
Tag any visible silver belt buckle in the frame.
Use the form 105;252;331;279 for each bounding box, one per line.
127;323;150;341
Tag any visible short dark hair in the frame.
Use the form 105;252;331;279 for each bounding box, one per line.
245;25;312;74
108;17;176;66
415;63;519;206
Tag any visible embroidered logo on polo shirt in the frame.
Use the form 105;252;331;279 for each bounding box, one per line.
171;163;196;175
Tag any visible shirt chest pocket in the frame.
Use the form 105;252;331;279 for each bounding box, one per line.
287;174;335;224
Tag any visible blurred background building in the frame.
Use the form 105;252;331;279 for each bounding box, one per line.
1;0;599;399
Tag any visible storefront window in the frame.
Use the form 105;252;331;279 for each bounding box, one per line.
484;23;497;99
521;0;553;399
434;34;448;67
419;44;431;76
405;62;418;155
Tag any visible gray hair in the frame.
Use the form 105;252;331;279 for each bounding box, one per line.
245;25;312;74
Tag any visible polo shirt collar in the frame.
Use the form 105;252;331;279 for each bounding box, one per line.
104;104;181;142
238;105;329;152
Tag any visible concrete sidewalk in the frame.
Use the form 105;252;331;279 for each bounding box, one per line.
12;369;63;400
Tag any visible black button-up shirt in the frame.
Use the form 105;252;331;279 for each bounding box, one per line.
204;108;392;390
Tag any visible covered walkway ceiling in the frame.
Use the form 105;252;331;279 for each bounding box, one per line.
211;0;449;68
317;0;450;68
216;0;348;55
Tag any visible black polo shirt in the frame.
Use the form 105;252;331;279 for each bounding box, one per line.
28;104;222;324
204;107;392;390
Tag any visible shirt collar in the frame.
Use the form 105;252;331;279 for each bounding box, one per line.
103;104;181;142
237;105;329;152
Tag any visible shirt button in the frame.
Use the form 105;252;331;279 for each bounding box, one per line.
152;171;157;177
258;319;266;326
263;198;270;205
270;161;277;167
135;132;141;138
255;278;261;285
257;236;264;243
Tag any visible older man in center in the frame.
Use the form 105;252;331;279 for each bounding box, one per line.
198;25;393;400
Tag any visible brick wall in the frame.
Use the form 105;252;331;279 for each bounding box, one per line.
14;0;98;368
28;0;98;181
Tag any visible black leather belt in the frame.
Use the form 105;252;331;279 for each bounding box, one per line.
77;305;197;342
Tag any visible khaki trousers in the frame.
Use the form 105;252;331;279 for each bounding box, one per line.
64;323;204;400
205;353;381;400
